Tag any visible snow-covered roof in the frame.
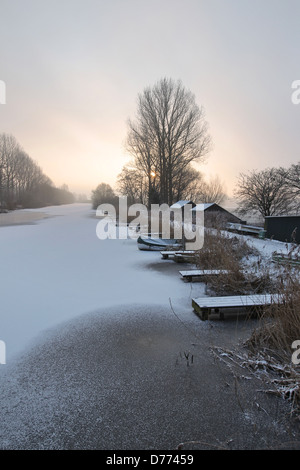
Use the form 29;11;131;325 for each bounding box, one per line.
170;200;194;209
192;203;215;211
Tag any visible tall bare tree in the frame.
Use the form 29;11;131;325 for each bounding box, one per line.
125;78;211;206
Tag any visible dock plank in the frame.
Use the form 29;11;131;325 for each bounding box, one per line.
179;269;230;281
161;250;196;260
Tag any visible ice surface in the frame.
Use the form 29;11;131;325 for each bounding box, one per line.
0;203;291;362
0;204;200;361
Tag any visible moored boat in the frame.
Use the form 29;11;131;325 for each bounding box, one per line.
137;236;183;251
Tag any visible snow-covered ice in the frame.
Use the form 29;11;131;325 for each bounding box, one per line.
0;203;293;362
0;203;202;361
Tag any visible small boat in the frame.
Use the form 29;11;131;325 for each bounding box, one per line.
137;236;183;251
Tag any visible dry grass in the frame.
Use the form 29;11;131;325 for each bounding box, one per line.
194;229;271;296
247;271;300;358
248;238;300;350
195;228;253;269
196;229;300;413
243;269;300;413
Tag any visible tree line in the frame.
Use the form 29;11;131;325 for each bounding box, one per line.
234;164;300;218
0;133;75;210
116;165;226;207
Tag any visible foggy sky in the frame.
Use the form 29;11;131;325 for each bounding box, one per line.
0;0;300;197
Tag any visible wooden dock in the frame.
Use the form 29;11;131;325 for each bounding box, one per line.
161;250;196;262
179;269;230;282
227;222;266;239
192;294;283;320
179;268;257;282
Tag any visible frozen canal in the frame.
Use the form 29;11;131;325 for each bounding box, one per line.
0;204;297;450
0;203;200;361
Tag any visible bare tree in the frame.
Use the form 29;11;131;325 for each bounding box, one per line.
171;165;200;202
0;133;21;208
234;168;295;218
201;176;227;204
0;133;74;209
175;168;226;205
117;163;148;205
125;78;211;206
284;162;300;199
91;183;117;209
195;175;227;204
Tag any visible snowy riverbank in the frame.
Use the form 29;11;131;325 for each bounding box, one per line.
0;203;299;450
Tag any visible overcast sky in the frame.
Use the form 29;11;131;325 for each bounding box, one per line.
0;0;299;197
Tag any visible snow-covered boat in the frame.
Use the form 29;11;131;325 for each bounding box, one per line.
137;236;183;251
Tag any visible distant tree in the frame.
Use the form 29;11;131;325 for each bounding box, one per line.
0;133;21;208
77;193;89;203
117;164;148;205
60;183;70;192
0;133;74;209
91;183;117;209
125;77;211;206
234;167;295;218
195;175;226;204
53;185;75;205
174;168;226;205
284;162;300;199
